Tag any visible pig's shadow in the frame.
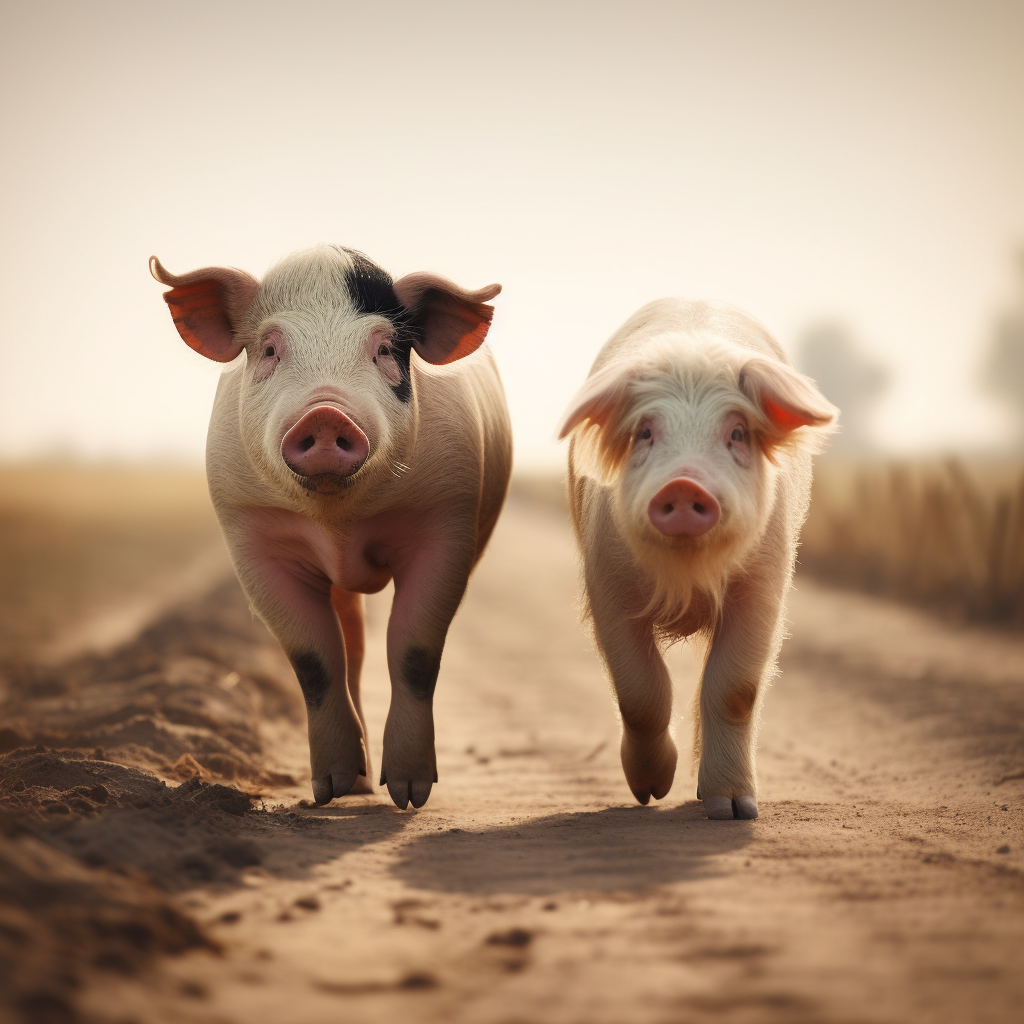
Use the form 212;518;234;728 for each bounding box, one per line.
392;802;753;896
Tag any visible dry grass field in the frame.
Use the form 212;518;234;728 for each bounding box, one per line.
801;458;1024;626
0;463;221;662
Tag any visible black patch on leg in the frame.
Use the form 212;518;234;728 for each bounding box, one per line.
402;647;441;702
341;247;417;404
291;652;331;709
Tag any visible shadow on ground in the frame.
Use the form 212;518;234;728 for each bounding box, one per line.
393;803;753;896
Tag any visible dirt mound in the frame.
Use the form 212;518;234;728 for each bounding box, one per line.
0;577;315;1024
0;748;247;1023
0;747;271;886
0;748;251;825
0;580;302;792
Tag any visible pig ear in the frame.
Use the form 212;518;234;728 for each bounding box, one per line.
150;256;259;363
393;273;501;365
557;362;632;440
739;356;838;438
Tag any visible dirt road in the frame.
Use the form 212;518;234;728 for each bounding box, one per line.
2;493;1023;1024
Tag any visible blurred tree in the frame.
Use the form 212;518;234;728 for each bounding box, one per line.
796;323;888;453
980;250;1024;450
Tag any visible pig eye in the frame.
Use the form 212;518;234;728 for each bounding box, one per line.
730;426;746;442
637;427;652;441
254;329;284;382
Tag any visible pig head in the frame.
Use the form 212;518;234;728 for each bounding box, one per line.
152;245;513;809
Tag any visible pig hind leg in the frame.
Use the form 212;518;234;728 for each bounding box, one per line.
331;587;373;795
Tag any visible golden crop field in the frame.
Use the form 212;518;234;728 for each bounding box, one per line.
801;458;1024;625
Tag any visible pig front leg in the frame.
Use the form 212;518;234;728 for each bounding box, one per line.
233;555;368;805
588;580;678;805
695;575;785;821
380;543;474;810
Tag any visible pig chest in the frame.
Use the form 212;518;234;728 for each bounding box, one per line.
235;505;419;596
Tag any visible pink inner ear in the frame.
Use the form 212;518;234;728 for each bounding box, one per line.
414;289;495;365
393;272;500;366
762;397;820;431
164;280;238;362
430;298;493;365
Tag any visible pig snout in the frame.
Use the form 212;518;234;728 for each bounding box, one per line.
282;406;369;481
648;478;721;537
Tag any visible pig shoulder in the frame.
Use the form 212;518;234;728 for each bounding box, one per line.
406;345;512;520
570;470;649;615
205;361;264;511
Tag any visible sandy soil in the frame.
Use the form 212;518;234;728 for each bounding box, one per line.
1;487;1022;1024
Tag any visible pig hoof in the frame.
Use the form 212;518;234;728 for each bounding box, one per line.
409;779;433;809
311;766;366;804
733;795;759;819
383;779;431;810
382;775;434;810
330;768;361;798
621;729;677;805
702;795;758;820
311;776;334;806
385;777;410;810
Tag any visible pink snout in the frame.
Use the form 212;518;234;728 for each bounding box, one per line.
648;478;721;537
282;406;369;483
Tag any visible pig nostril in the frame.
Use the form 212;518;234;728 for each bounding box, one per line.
662;503;674;515
299;436;316;453
693;502;706;515
336;436;350;451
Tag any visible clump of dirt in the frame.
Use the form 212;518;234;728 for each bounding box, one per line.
0;748;270;888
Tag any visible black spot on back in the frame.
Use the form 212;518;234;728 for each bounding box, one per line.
341;247;417;404
402;646;441;702
291;651;332;709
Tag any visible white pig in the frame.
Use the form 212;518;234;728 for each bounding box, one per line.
152;246;512;809
559;299;836;819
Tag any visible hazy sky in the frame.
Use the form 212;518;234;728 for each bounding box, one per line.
1;1;1022;466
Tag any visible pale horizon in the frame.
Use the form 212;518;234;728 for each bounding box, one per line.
2;1;1023;468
